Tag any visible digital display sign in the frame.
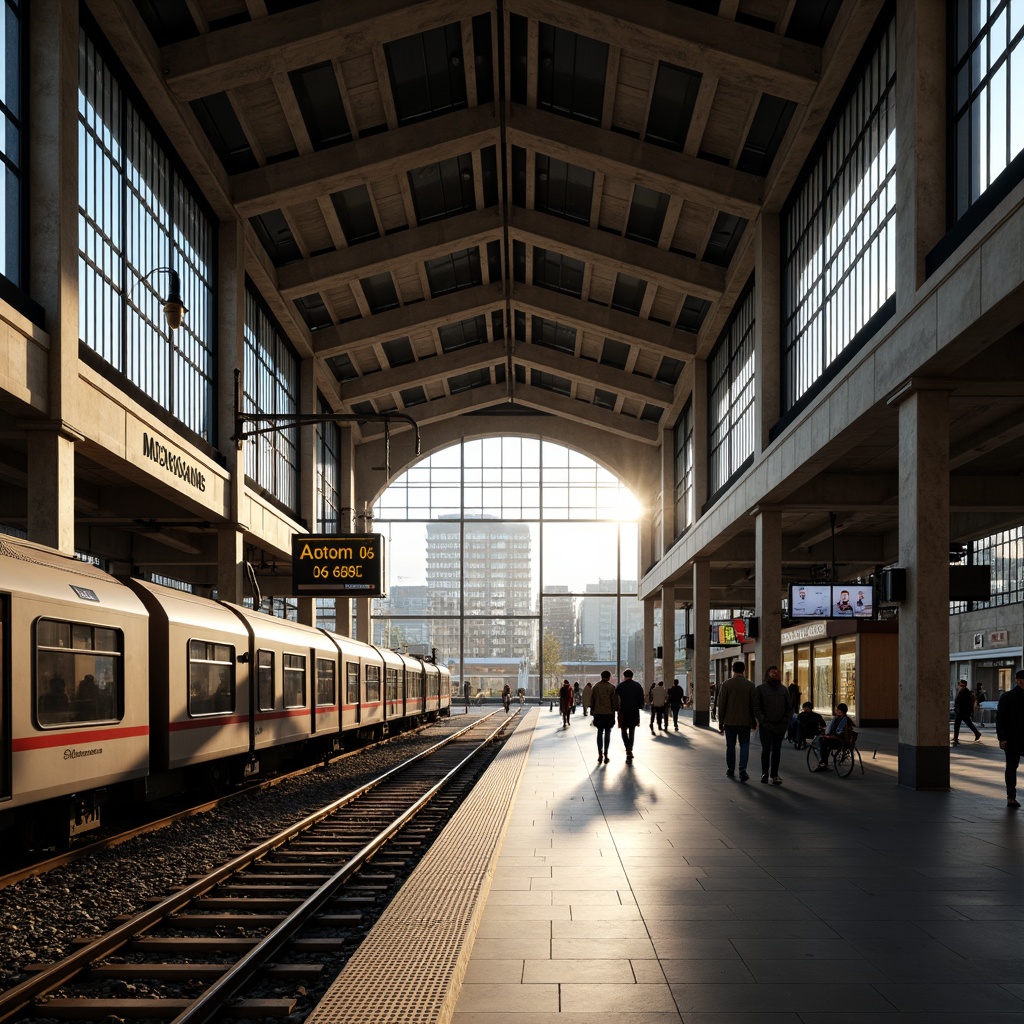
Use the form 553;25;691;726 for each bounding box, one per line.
291;534;385;597
789;584;873;620
710;619;747;646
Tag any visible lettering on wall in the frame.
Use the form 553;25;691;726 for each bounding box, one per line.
142;432;207;492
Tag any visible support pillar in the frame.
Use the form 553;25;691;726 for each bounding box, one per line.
754;509;782;679
661;585;675;686
217;528;244;604
26;430;77;554
643;598;656;690
692;560;710;727
896;385;950;789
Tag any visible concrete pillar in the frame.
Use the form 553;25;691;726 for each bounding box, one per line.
216;221;246;602
692;560;710;727
27;0;80;552
895;1;946;310
754;509;782;677
661;585;675;685
896;385;950;789
643;598;656;688
754;214;781;453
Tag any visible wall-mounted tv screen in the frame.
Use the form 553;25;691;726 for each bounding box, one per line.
789;584;873;620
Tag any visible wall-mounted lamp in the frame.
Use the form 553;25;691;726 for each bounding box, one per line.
142;267;187;331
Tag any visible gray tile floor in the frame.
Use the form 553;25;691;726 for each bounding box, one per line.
452;709;1024;1022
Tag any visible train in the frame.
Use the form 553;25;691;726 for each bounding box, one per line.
0;534;451;854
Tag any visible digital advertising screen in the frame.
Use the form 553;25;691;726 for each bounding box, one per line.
788;584;831;619
832;584;872;618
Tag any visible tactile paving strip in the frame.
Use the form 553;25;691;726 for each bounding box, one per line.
305;711;537;1024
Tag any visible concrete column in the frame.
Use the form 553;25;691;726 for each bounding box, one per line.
643;598;656;690
754;214;781;453
895;1;946;309
216;221;246;601
692;560;710;727
27;0;80;552
754;509;783;678
692;359;709;515
896;385;950;789
661;585;675;685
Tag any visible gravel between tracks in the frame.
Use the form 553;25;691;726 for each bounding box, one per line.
0;714;476;990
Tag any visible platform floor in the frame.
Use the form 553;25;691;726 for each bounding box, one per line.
452;707;1024;1024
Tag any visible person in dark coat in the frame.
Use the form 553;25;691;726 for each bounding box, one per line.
559;679;573;728
952;678;981;745
616;669;646;764
667;678;685;730
590;670;619;764
754;665;791;785
996;668;1024;808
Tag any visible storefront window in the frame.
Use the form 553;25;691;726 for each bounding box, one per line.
813;640;833;711
796;644;810;708
782;649;795;698
836;636;856;720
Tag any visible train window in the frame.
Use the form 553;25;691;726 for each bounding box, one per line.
365;664;380;703
257;649;274;710
410;669;423;700
346;662;359;705
283;653;306;708
316;658;336;706
188;640;235;715
35;618;123;727
386;666;401;703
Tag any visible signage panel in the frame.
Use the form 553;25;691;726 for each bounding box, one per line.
291;533;385;597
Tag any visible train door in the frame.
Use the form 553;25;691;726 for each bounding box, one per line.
0;595;9;801
345;660;360;724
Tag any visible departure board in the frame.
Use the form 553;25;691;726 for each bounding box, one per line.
291;534;385;597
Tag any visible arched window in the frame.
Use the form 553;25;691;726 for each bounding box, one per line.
372;438;642;696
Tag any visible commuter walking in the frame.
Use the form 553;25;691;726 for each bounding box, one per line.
952;679;981;745
617;669;646;764
667;678;685;730
975;684;988;728
581;680;593;716
590;670;619;764
559;679;574;728
996;668;1024;808
649;679;669;732
573;681;581;711
718;661;756;781
754;664;791;785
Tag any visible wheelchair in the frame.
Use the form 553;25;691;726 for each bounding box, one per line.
806;729;863;778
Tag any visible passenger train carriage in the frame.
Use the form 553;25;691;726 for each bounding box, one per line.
0;535;450;854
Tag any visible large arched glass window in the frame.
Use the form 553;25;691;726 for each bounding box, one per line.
372;438;642;696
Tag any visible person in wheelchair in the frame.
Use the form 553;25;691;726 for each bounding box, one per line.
795;702;825;749
814;703;852;771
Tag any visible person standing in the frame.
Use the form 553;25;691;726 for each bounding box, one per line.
786;674;800;719
952;679;981;745
975;683;988;728
616;669;646;763
590;670;619;764
667;678;685;730
754;664;791;785
581;680;593;716
718;662;756;781
649;679;669;732
573;681;581;711
996;668;1024;808
559;679;574;728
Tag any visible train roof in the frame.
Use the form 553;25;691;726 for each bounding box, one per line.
124;577;249;637
0;535;146;617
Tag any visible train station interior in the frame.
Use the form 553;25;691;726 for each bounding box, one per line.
2;0;1024;1020
4;1;1024;785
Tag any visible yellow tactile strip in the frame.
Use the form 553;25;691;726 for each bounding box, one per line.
305;710;537;1024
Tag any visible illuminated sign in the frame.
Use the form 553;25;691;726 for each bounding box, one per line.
291;534;385;597
710;619;747;647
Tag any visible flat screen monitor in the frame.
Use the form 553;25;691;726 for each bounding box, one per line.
789;584;873;619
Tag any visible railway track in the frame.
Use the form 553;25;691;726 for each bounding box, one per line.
0;709;518;1024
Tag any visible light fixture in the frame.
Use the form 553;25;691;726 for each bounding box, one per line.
141;267;188;331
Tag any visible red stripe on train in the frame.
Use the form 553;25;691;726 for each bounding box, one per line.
13;725;150;751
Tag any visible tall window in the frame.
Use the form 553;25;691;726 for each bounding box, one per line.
78;31;215;441
243;287;298;512
372;439;642;695
673;402;694;536
708;286;755;498
0;0;22;291
960;527;1024;609
781;15;896;413
316;398;340;532
952;0;1024;221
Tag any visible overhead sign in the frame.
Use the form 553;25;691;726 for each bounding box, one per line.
291;534;385;597
710;619;747;646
